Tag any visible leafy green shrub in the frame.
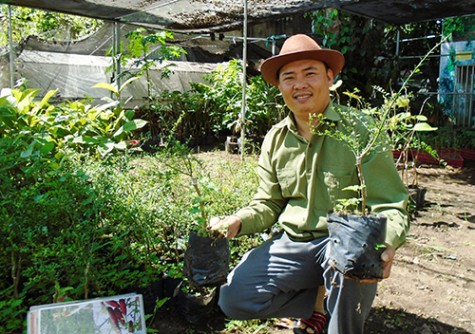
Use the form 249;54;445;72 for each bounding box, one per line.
0;80;265;333
0;6;102;49
0;152;187;332
198;59;286;141
245;73;287;140
200;60;244;135
141;89;212;144
0;83;146;332
139;59;286;147
112;29;187;103
0;84;146;159
0;145;260;334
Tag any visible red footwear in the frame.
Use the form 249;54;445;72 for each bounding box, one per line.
293;311;327;334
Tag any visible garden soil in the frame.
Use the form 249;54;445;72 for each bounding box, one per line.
152;151;475;334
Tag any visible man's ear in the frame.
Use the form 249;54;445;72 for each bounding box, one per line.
327;68;335;84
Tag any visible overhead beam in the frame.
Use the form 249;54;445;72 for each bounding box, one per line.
1;0;475;33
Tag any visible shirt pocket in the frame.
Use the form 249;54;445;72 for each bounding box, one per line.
276;167;303;198
320;167;355;206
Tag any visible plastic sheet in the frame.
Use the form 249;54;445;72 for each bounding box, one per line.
10;50;218;106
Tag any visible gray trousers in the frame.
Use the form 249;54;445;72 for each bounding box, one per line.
218;232;377;334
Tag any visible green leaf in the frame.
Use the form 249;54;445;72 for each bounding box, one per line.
72;136;86;144
413;122;438;131
40;141;55;155
73;135;99;145
342;185;361;193
124;109;135;120
17;89;38;113
113;119;147;137
93;82;118;95
124;119;147;131
118;77;140;93
20;141;35;158
114;141;127;150
397;112;412;120
99;141;116;155
36;89;58;111
414;115;428;121
0;105;16;127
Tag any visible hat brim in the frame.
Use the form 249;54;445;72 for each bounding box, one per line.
260;49;345;86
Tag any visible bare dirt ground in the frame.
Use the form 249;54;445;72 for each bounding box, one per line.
366;165;475;334
272;164;475;334
152;154;475;334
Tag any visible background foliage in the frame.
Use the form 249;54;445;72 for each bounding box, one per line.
1;6;474;334
0;6;102;50
0;85;262;332
137;59;286;148
308;9;444;104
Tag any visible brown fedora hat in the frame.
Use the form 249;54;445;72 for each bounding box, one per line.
260;34;345;86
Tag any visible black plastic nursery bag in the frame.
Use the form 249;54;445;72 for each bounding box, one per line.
184;232;230;287
327;213;387;280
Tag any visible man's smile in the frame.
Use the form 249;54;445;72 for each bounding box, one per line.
293;92;313;102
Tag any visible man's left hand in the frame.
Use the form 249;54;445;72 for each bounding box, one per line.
381;245;395;279
358;245;395;284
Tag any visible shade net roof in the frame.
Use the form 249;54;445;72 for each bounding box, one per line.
2;0;475;33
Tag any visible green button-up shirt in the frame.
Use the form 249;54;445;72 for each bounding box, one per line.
235;102;410;248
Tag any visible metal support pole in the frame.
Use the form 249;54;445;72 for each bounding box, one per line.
8;5;15;88
395;29;400;57
113;22;121;92
469;65;474;128
240;0;248;160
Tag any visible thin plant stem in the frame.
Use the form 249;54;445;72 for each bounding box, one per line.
362;35;449;160
358;35;449;214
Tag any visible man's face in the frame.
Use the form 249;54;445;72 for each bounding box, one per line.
277;59;334;118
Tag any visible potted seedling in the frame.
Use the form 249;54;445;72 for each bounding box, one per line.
225;116;243;154
312;39;444;280
311;96;390;280
388;96;438;210
162;137;230;288
160;139;229;328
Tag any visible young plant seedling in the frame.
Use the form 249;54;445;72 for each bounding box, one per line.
309;37;447;280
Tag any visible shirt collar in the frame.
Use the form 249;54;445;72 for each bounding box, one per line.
322;102;341;122
277;101;342;134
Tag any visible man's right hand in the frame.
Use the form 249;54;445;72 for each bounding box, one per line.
208;215;242;239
